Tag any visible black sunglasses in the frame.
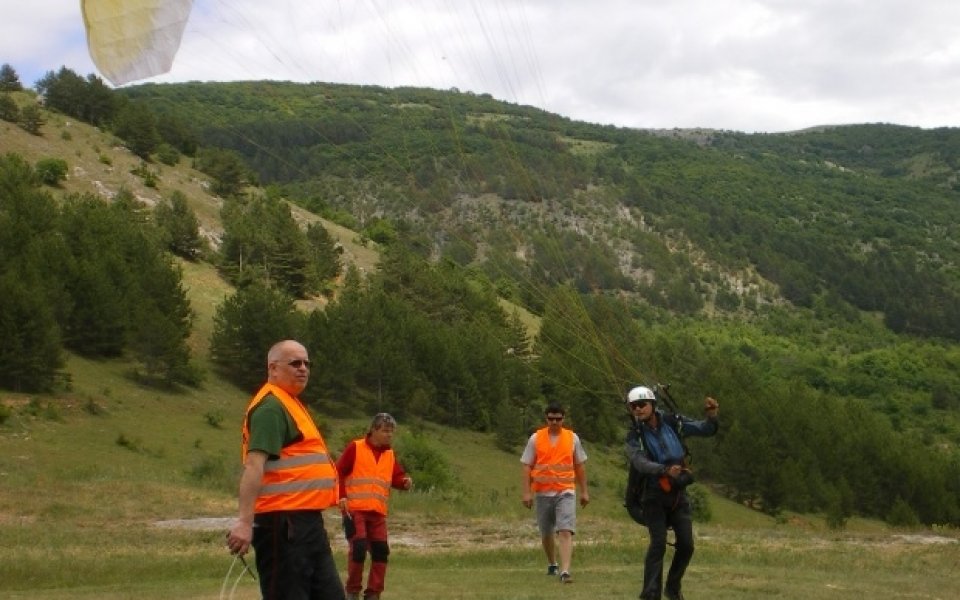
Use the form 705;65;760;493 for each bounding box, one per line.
287;359;311;369
546;416;564;422
629;400;650;409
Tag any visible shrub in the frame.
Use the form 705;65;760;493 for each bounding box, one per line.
887;496;921;527
35;158;68;186
687;484;713;522
0;94;19;122
187;453;235;492
155;143;180;166
116;433;144;452
131;162;159;187
203;410;224;429
394;432;458;492
19;104;43;134
336;424;369;451
83;397;105;416
23;399;59;422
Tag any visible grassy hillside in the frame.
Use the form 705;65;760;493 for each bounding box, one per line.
0;99;378;279
4;81;960;598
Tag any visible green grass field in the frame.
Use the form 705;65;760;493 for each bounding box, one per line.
2;347;958;600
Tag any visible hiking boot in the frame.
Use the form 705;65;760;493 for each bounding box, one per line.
664;589;684;600
559;571;573;584
546;564;559;576
345;593;360;600
362;595;380;600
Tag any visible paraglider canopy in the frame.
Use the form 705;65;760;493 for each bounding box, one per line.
81;0;194;86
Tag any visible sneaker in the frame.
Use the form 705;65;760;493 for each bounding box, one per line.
559;571;573;584
546;564;559;576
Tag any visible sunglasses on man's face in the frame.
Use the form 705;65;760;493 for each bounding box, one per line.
546;416;564;422
629;400;650;409
287;359;311;369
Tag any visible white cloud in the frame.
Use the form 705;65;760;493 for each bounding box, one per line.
2;0;959;132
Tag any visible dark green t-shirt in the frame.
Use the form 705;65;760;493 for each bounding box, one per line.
247;394;301;459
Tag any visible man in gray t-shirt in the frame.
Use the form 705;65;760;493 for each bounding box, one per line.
520;403;589;584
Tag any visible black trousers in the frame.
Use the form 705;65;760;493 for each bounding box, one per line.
640;494;694;600
252;510;346;600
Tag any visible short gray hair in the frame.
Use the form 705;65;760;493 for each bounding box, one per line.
369;412;397;432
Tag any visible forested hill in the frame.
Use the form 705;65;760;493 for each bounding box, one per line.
123;81;960;341
4;69;960;527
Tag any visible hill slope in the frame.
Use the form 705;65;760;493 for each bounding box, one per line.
124;82;960;341
0;99;378;277
4;80;960;533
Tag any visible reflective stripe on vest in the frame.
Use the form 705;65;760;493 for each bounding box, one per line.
241;383;339;513
344;438;394;515
530;427;575;493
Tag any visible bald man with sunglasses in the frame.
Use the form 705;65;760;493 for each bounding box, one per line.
227;339;346;600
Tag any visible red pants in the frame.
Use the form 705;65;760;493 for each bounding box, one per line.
345;510;390;596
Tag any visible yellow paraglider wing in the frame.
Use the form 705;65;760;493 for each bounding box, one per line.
81;0;194;86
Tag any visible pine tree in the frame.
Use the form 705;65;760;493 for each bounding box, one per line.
113;102;160;159
0;154;64;392
0;64;22;92
209;283;301;393
155;190;205;260
19;104;43;135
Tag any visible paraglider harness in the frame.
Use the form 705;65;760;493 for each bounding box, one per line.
624;383;694;527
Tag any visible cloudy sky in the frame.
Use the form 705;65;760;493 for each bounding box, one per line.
4;0;960;133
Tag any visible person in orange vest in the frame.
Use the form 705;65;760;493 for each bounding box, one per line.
225;340;345;600
336;413;413;600
521;403;590;584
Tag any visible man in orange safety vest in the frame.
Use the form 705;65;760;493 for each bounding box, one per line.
337;413;413;600
521;403;590;585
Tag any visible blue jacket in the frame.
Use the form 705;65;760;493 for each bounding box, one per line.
625;409;718;500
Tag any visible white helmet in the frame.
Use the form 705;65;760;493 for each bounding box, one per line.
626;386;656;403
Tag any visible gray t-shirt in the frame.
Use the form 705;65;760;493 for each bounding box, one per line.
520;429;588;497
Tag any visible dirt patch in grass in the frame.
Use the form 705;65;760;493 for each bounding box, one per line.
152;514;538;553
154;514;960;557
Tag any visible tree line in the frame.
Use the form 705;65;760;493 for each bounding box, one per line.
5;68;960;526
0;153;198;390
202;238;960;526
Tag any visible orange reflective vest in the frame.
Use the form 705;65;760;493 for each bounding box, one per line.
344;438;394;515
241;383;339;513
530;427;576;493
